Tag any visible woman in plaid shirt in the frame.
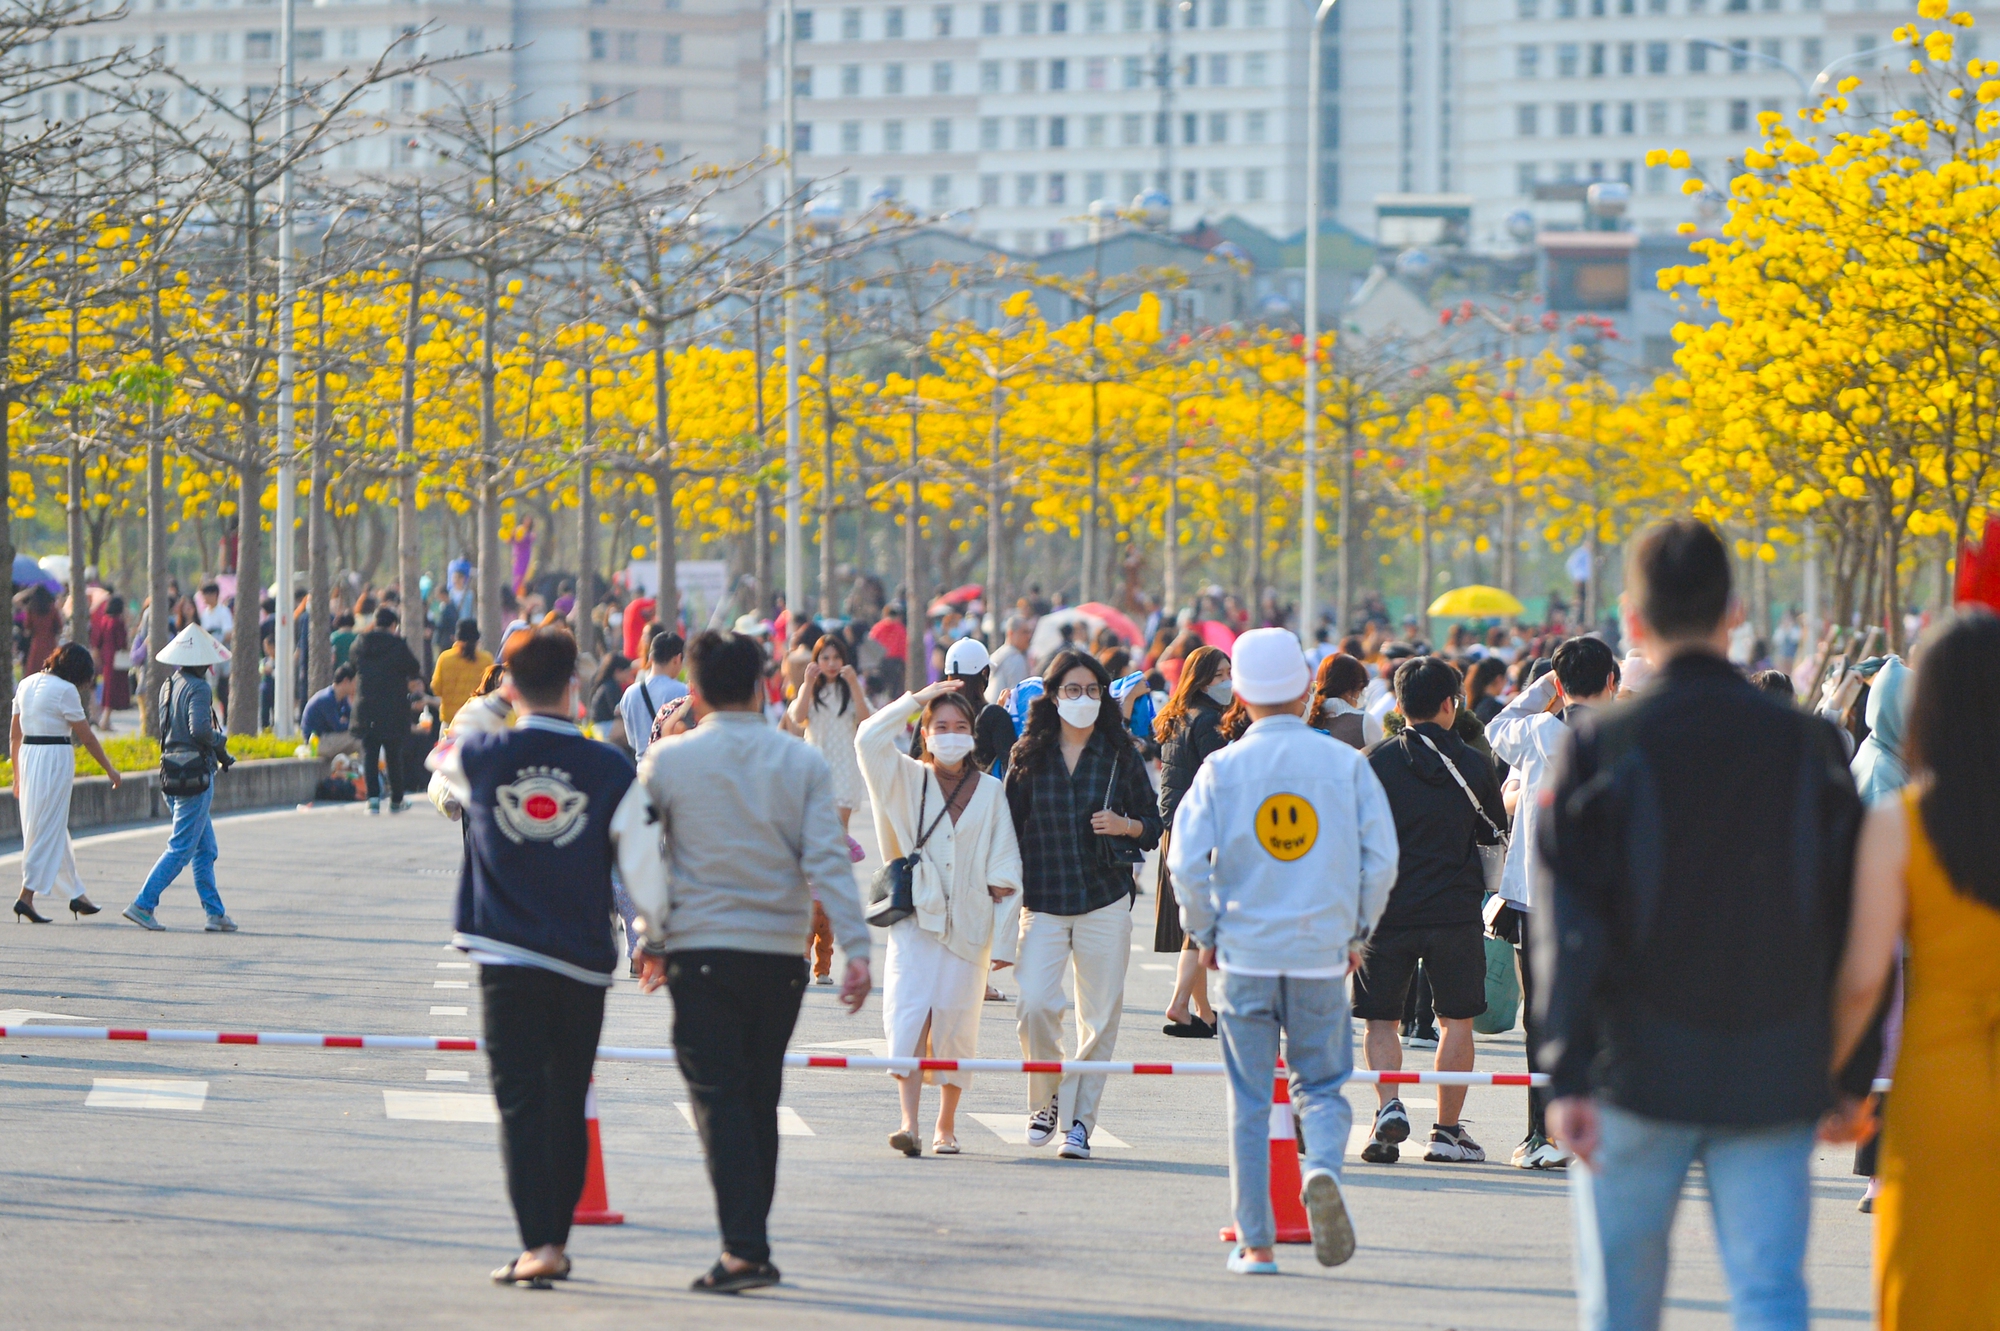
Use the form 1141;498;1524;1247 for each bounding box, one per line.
1003;649;1163;1160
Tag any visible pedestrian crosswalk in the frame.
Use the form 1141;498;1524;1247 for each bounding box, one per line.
85;1078;207;1110
966;1113;1132;1149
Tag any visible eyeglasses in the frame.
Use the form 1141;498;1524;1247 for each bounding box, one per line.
1057;683;1103;701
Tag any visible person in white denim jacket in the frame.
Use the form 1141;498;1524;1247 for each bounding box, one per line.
1169;628;1400;1277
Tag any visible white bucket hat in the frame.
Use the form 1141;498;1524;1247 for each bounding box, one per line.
1231;627;1310;705
155;623;231;667
944;637;990;676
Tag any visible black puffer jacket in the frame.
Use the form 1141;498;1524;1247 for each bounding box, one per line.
1158;694;1230;825
1366;720;1508;929
349;628;423;733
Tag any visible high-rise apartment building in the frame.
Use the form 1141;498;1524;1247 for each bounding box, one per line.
1333;0;1910;249
767;0;1315;252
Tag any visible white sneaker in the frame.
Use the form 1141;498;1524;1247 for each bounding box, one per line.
1057;1121;1092;1160
1424;1123;1486;1162
1301;1169;1356;1267
1226;1246;1279;1275
1523;1138;1573;1170
1026;1098;1061;1147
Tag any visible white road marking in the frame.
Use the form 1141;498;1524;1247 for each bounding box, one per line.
86;1078;207;1110
0;1008;86;1024
1139;963;1174;971
967;1113;1130;1148
436;962;471;970
383;1089;497;1123
0;801;352;865
430;1006;468;1016
433;981;470;989
675;1103;815;1136
795;1037;891;1057
426;1069;471;1082
1348;1097;1440;1155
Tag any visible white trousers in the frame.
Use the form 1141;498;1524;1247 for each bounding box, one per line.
18;746;85;901
1015;898;1133;1133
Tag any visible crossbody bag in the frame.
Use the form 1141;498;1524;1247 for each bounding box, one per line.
865;769;962;927
1413;731;1508;896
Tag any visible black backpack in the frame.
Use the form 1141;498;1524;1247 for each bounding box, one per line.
157;675;213;798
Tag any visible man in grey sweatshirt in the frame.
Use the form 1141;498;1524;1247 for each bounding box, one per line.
618;629;872;1294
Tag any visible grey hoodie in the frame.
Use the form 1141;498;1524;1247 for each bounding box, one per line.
1851;655;1912;806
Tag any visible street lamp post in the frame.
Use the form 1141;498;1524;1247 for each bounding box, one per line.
1300;0;1338;634
782;0;803;626
272;0;297;737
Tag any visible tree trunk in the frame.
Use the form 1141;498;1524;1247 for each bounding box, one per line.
820;382;838;619
397;469;420;649
986;385;1006;636
306;375;332;696
143;409;169;733
227;449;265;735
1337;416;1357;634
1082;381;1102;604
905;402;922;686
753;482;773;619
1163;411;1180;619
574;453;594;654
475;273;504;627
651;336;677;631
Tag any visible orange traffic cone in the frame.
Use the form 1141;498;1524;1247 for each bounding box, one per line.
1219;1072;1313;1245
572;1080;625;1226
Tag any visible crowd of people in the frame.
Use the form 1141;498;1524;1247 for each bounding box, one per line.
11;522;1996;1327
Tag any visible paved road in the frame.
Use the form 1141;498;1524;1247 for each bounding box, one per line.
2;802;1872;1330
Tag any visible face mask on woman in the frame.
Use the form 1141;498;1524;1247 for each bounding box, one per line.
1056;696;1101;729
927;732;977;765
1207;680;1234;706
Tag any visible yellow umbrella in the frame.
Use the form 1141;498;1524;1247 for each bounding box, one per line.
1427;585;1525;619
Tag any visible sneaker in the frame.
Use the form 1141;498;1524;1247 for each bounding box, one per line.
813;973;833;985
1424;1123;1486;1162
1361;1098;1410;1163
122;905;164;932
388;799;409;814
1511;1133;1541;1168
1301;1169;1357;1267
367;798;381;814
1057;1121;1092;1160
1405;1026;1440;1050
204;913;238;933
1522;1138;1573;1170
1026;1098;1061;1147
1225;1246;1279;1275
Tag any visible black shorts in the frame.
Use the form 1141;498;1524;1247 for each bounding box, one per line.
1351;922;1489;1022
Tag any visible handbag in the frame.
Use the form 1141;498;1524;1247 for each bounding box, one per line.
112;649;132;671
157;675;213;799
865;770;959;928
1412;730;1508;896
1095;751;1147;868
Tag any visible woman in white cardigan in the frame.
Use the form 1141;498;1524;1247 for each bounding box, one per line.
857;678;1023;1157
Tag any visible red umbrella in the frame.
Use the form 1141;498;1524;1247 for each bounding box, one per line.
937;584;983;607
1195;620;1237;653
1074;602;1143;645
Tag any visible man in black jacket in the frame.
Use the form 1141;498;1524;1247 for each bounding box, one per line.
1356;656;1508;1165
1537;520;1864;1331
349;605;425;813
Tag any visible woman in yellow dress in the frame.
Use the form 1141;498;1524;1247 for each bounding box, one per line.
1832;609;2000;1331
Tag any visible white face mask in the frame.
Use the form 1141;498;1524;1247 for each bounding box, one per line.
1206;681;1234;706
927;732;976;765
1056;696;1101;729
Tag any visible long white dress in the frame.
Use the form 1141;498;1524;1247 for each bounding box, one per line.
13;672;88;901
805;684;868;811
857;695;1024;1088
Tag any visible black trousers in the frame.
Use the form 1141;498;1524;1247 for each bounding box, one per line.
360;727;406;802
666;949;807;1265
1516;935;1548;1139
480;965;607;1251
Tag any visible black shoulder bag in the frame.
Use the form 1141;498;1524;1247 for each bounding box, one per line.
1096;749;1148;869
866;772;958;927
157;675;213;798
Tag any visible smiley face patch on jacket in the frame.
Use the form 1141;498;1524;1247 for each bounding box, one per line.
494;767;590;847
1256;792;1318;861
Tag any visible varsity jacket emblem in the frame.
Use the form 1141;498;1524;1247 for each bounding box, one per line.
494;767;590;846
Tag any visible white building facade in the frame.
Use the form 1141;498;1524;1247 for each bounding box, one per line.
768;0;1315;251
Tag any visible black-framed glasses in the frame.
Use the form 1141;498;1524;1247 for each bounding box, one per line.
1057;683;1102;700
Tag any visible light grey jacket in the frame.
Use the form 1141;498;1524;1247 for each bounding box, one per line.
615;710;871;962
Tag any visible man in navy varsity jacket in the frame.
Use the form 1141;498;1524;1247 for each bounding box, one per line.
428;626;640;1290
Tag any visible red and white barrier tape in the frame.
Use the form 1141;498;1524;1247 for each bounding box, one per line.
0;1024;1559;1085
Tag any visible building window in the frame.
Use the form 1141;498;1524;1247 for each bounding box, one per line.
1686;99;1709;133
1643;99;1667;133
1085;56;1105;87
1016;114;1037;147
1181;111;1196;144
1801;37;1822;66
1015;173;1035;204
1204;168;1226;199
1556;0;1575;14
1121;169;1144;197
1727;38;1748;72
1051;0;1068;30
1049;115;1066;145
1086;0;1107;28
1210;0;1228;23
1687;41;1708;73
886;6;905;35
1517;45;1538;78
1050;57;1067;88
1122;55;1142;87
1019;1;1038;32
934;4;953;35
931;173;951;206
1556;43;1578;77
884;119;903;150
617;30;638;60
981;2;1001;32
980;116;999;146
933;60;952;91
1518;0;1538;14
1047;172;1065;202
795;10;815;39
1244;167;1265;200
1516;103;1539;136
841;7;861;38
1018;59;1037;90
246;30;273;59
841;119;861;150
931;117;951;149
1645;41;1667;74
1208;53;1228;84
885;62;904;93
1207;111;1226;142
883;175;903;197
1244;51;1268;85
1084;113;1105;145
1588;43;1604;76
1617;42;1634;74
1155;111;1168;144
1121;112;1143;144
1180;168;1196;201
663;34;682;64
1645;162;1667;192
1245;0;1265;21
1759;37;1781;66
1588;102;1604;134
1517;161;1537;195
1618;101;1634;133
588;29;607;59
980;60;1000;90
841;63;860;93
1727;98;1749;131
796;123;813;150
1246;109;1266;142
1557;102;1578;135
1123;0;1143;26
1084;169;1107;200
981;173;1001;204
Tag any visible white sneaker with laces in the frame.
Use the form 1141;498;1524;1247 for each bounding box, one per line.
1026;1098;1061;1147
1057;1121;1092;1160
1424;1123;1486;1162
1524;1138;1573;1169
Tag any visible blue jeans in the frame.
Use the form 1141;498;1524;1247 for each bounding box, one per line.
133;789;225;917
1217;972;1355;1249
1571;1103;1815;1331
